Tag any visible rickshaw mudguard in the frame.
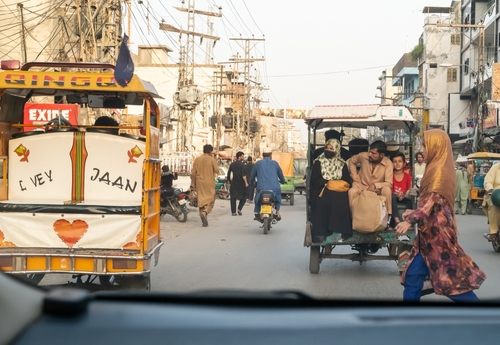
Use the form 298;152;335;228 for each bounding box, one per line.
311;229;415;246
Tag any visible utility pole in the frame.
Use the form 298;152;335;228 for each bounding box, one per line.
228;37;265;153
17;3;27;64
160;1;221;152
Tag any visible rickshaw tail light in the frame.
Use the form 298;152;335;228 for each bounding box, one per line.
112;259;137;269
0;257;12;268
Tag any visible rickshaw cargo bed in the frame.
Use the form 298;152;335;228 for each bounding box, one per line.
309;230;415;246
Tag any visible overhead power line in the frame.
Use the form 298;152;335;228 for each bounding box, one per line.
267;65;395;78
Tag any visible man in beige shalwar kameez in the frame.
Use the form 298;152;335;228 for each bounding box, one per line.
348;140;393;217
191;144;219;227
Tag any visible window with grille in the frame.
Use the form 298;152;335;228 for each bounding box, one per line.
447;68;457;82
451;34;461;45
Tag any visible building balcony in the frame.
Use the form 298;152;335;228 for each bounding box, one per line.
470;3;496;41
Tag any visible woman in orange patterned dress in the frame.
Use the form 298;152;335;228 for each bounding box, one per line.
395;130;486;301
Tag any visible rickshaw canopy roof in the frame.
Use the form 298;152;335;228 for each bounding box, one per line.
467;152;500;159
0;70;162;99
306;104;415;130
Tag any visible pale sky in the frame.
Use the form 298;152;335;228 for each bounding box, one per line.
131;0;454;110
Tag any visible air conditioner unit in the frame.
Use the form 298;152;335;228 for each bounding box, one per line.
209;116;217;128
222;115;233;128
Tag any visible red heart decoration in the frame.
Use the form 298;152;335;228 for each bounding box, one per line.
53;219;88;248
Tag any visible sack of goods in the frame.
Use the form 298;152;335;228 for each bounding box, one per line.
351;191;388;233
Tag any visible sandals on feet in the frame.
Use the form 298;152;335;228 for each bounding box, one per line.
484;233;498;242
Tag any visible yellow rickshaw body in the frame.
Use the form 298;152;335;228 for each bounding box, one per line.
466;152;500;208
0;62;163;281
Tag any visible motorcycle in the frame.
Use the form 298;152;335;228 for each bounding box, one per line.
160;188;188;222
256;190;279;234
215;177;230;199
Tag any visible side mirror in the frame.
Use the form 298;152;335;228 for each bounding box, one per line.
103;97;125;109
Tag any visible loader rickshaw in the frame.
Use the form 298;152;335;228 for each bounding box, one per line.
0;61;163;290
465;152;500;214
304;104;417;274
273;152;296;206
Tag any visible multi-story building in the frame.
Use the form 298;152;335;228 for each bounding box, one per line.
457;0;499;151
415;3;462;138
376;68;398;105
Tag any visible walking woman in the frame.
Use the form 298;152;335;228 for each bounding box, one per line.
309;138;353;243
395;130;486;302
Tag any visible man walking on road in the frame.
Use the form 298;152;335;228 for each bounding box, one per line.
191;144;219;227
243;156;255;203
250;152;286;220
455;162;469;215
227;151;248;216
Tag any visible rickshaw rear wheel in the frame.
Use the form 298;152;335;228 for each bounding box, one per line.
121;275;151;291
309;246;320;274
466;201;473;214
290;193;295;206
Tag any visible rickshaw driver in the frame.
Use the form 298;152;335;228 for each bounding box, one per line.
250;152;287;221
348;140;394;222
482;163;500;242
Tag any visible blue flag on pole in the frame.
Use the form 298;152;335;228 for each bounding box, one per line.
114;35;134;87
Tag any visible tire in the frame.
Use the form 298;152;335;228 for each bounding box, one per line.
493;237;500;253
309;246;320;274
466;201;473;214
263;218;269;235
290;193;295;206
176;210;188;222
16;273;45;286
121;275;151;291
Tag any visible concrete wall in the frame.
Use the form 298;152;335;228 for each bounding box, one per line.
423;15;461;130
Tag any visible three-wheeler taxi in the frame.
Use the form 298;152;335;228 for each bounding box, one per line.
304;104;417;274
466;152;500;214
0;61;163;290
272;152;296;206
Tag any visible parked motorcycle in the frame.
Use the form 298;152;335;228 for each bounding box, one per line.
256;190;279;234
215;177;230;199
160;188;188;222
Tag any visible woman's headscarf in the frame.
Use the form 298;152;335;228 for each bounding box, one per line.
419;130;456;211
314;138;345;180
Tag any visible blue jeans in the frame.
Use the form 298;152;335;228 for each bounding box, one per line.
254;189;282;213
403;253;479;302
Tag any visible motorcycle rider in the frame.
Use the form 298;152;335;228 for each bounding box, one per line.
249;151;286;221
161;165;178;190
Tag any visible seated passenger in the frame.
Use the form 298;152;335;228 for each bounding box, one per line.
313;129;351;161
93;116;120;134
348;138;369;156
348;140;393;221
309;139;353;242
390;151;413;225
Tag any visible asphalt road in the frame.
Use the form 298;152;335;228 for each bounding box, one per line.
152;192;499;301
